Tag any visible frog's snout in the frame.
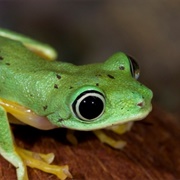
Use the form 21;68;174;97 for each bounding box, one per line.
136;89;153;109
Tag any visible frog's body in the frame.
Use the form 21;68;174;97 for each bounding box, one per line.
0;28;153;180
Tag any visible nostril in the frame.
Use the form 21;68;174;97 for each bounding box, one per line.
137;101;145;107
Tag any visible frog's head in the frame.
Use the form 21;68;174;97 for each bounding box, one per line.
48;52;153;131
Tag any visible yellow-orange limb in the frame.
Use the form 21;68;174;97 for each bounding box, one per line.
106;122;134;135
16;146;72;180
93;130;126;149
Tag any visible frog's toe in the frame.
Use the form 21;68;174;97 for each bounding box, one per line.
16;146;72;180
93;130;127;150
16;147;55;164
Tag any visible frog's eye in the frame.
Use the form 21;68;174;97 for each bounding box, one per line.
72;90;105;121
128;55;140;79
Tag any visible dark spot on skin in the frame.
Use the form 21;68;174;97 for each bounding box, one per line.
56;74;61;79
5;63;10;65
95;74;102;77
0;56;3;60
119;66;125;70
54;84;59;89
96;83;99;86
58;118;64;122
69;86;73;89
107;74;115;79
43;105;48;111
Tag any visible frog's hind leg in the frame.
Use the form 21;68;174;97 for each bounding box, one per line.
0;106;28;180
0;28;57;61
93;122;134;149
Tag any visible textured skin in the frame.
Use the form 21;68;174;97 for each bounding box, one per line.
0;35;153;131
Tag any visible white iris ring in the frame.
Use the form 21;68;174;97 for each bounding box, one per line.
74;91;105;121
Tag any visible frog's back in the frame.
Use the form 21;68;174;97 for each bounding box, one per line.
0;36;75;113
0;36;47;69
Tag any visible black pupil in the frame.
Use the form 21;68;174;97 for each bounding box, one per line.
79;95;104;120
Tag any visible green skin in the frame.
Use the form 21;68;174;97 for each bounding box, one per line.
0;28;152;179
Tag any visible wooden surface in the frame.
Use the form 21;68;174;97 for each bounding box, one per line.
0;105;179;180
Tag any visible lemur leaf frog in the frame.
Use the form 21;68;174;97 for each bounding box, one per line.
0;28;153;180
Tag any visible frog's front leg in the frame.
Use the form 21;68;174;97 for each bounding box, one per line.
0;99;72;180
16;147;71;180
0;106;28;180
106;122;134;135
93;122;134;149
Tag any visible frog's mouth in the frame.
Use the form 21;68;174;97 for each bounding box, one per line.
62;104;152;131
110;105;152;127
92;106;152;131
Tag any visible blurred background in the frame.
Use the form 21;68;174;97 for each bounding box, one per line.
0;1;179;118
